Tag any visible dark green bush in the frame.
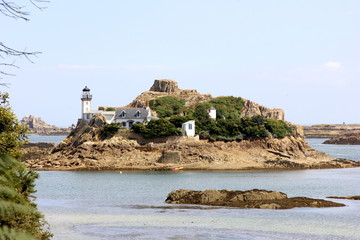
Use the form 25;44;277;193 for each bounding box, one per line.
169;115;193;128
208;96;244;120
264;119;293;138
101;123;121;138
149;96;186;118
106;107;116;111
133;119;182;138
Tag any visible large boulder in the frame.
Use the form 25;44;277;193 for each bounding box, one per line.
240;100;284;120
165;189;344;209
166;189;287;205
323;133;360;145
150;79;179;92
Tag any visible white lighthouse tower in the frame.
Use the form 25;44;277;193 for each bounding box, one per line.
81;86;92;120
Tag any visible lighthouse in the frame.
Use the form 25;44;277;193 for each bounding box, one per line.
81;86;92;120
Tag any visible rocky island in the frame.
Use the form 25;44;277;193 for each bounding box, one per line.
20;115;72;135
303;124;360;138
323;133;360;145
21;79;360;171
165;189;345;209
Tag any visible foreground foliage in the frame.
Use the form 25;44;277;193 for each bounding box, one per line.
0;154;52;239
0;92;28;157
0;92;51;239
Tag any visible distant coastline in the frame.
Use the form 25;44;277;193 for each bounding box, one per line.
303;124;360;138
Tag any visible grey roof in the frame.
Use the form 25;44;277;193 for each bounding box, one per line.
115;108;149;119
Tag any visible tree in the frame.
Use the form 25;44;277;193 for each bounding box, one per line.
149;96;186;118
0;0;47;81
0;154;52;239
0;92;28;157
133;119;182;138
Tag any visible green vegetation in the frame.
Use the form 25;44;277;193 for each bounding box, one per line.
149;96;186;118
0;154;52;240
208;96;244;119
133;119;182;138
195;116;292;141
134;95;293;141
0;92;51;239
100;123;121;138
0;92;28;157
106;107;116;111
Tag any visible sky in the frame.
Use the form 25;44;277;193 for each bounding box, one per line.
1;0;360;127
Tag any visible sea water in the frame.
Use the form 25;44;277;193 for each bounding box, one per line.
33;137;360;240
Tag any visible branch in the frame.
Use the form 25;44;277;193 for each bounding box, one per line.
0;0;48;81
0;0;48;21
0;42;41;62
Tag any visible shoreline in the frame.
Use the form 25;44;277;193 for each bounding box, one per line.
33;163;360;172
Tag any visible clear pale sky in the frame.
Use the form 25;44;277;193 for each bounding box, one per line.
2;0;360;127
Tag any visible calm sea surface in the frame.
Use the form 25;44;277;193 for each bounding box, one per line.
33;136;360;240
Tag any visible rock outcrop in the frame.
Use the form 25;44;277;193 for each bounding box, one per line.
303;124;360;138
20;115;72;135
165;189;345;209
327;196;360;200
127;80;212;108
323;133;360;145
149;79;179;92
241;100;284;120
128;79;285;121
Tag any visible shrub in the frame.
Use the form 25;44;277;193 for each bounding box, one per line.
106;107;116;111
133;119;182;138
169;115;193;128
0;92;28;157
264;119;293;138
149;96;186;118
100;123;121;138
208;96;244;120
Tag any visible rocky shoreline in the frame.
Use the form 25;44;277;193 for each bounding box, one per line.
303;124;360;138
20;115;360;171
19;80;360;171
165;189;345;209
20;115;72;135
323;133;360;145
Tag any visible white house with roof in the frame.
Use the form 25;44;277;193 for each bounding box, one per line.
80;86;156;125
113;108;157;128
182;120;195;137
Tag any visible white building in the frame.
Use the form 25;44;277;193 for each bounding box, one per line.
80;86;155;125
182;120;195;137
209;107;217;120
113;108;156;128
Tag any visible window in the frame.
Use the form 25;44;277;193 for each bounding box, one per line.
188;124;192;130
122;122;127;127
135;111;141;117
119;111;126;117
